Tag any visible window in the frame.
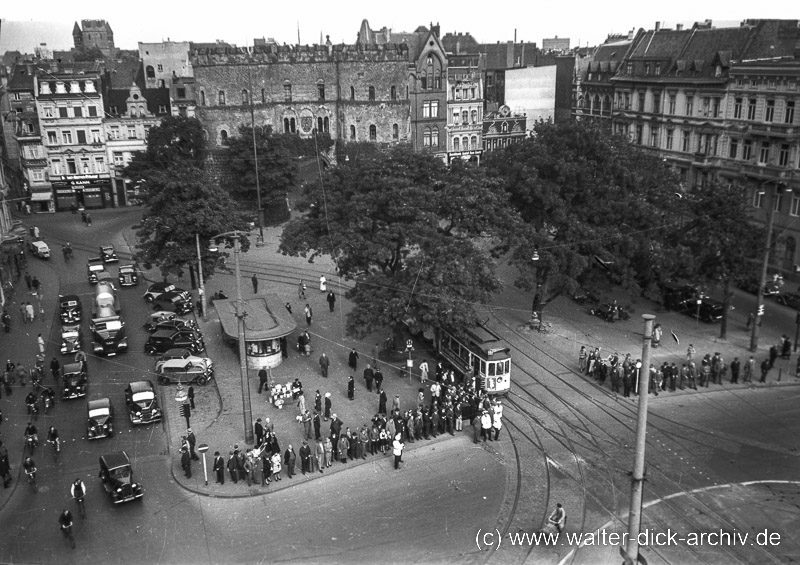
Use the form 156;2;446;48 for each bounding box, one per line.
435;73;442;90
471;109;478;124
218;91;226;106
666;128;674;150
76;130;86;144
391;86;396;100
644;63;651;76
779;144;791;167
127;126;136;139
94;156;105;173
349;125;356;140
765;100;775;122
47;131;57;145
146;66;155;79
747;99;756;120
283;117;296;134
734;98;743;119
177;87;186;98
791;195;800;217
635;124;643;145
785;101;795;124
626;62;633;75
200;91;206;106
682;130;691;152
729;138;739;159
712;98;720;118
318;83;325;101
423;128;432;147
685;97;694;116
743;140;753;160
774;191;783;212
453;137;460;151
113;152;124;166
350;86;355;100
652;91;661;113
219;130;228;144
758;141;770;164
624;92;631;110
369;125;377;141
702;97;710;116
753;189;764;208
422;100;438;118
470;135;477;150
73;106;83;118
80;158;90;173
62;131;73;144
88;106;97;117
157;64;163;72
50;160;61;175
431;126;438;148
368;86;375;101
261;89;266;104
637;91;645;112
44;107;54;118
59;107;68;118
420;75;427;90
461;110;468;125
31;169;45;182
655;62;661;76
67;159;77;174
392;124;399;140
650;126;659;147
242;89;249;105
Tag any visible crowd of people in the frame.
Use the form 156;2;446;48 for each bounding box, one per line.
577;335;793;396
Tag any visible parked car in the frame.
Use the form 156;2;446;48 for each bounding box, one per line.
151;290;194;315
28;239;51;259
87;258;105;284
145;329;205;355
124;380;162;425
662;283;728;323
87;398;114;439
775;292;800;311
157;348;194;363
100;245;119;263
118;264;139;287
60;324;83;355
143;282;181;302
154;357;214;386
146;318;198;334
736;272;783;296
59;294;82;324
99;451;143;503
62;361;87;399
144;311;178;331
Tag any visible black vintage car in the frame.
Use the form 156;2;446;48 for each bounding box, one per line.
145;329;205;356
87;397;114;439
99;451;143;504
118;264;139;287
87;258;105;284
124;380;162;425
91;318;128;357
146;318;198;334
152;290;194;315
100;245;119;263
59;295;82;324
143;282;180;302
662;283;727;323
61;324;83;355
62;361;87;399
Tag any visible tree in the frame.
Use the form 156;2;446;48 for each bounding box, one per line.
126;117;249;280
484;120;682;317
671;182;765;338
224;127;334;209
279;147;519;338
72;46;105;62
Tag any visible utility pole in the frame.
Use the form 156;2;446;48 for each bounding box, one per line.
248;67;265;245
750;182;784;352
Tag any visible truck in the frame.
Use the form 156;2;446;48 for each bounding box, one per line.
90;278;127;356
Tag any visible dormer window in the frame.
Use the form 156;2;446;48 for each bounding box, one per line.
84;80;96;93
55;82;67;94
70;81;80;93
40;82;52;95
655;63;661;76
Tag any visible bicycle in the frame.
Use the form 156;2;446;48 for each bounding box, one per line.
61;524;75;548
26;470;38;493
48;438;61;462
73;495;86;519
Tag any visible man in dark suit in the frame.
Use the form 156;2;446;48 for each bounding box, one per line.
213;451;225;484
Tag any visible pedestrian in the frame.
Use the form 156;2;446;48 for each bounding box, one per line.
255;418;265;447
337;433;349;463
392;434;404;469
314;390;322;413
323;437;333;468
24;272;32;291
769;344;779;369
744;356;755;383
304;303;312;326
324;392;332;421
37;333;45;355
319;275;327;292
261;450;272;485
374;367;384;392
760;358;770;383
686;344;695;364
50;357;60;381
0;441;11;488
31;277;40;293
187;428;199;460
549;503;567;533
298;280;306;299
746;312;754;330
652;324;662;348
299;441;312;475
347;376;355;400
271;451;282;481
258;367;269;394
378;388;387;415
392;394;400;414
297;390;307;414
578;346;587;373
782;335;792;359
181;447;192;478
284;445;297;478
251;273;258;294
348;348;359;371
315;439;325;473
363;364;374;391
326;290;336;312
235;446;246;482
187;386;195;409
285;302;293;315
25;302;35;323
225;450;239;483
730;357;740;384
213;452;225;484
419;360;429;383
480;410;493;441
302;410;313;439
319;353;330;378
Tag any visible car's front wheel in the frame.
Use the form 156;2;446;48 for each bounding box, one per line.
158;376;170;385
145;295;154;303
197;376;208;386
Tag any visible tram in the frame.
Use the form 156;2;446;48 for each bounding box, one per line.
437;324;511;395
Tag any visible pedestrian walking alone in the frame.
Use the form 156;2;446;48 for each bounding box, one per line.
549;503;567;533
251;273;258;294
37;334;45;355
298;280;306;299
319;275;327;292
304;304;312;326
327;291;336;312
348;348;359;372
319;353;329;378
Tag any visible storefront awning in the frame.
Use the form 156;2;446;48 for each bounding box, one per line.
30;192;52;201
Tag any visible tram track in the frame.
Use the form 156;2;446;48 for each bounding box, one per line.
489;310;783;564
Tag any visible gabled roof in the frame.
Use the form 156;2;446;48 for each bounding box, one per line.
441;32;480;54
7;64;36;90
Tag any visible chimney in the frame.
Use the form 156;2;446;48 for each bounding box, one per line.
676;23;684;31
655;21;661;31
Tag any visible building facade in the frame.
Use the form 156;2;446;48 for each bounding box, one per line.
483;104;527;151
445;57;484;163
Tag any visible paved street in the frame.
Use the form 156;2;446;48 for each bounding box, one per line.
0;207;798;565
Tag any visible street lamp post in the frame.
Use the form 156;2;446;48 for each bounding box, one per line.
210;231;254;444
623;314;656;565
248;68;265;245
195;233;206;321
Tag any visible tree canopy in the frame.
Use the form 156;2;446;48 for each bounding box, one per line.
279;147;519;338
484;120;683;312
126;117;249;280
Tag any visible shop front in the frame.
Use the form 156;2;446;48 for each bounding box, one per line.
51;175;113;211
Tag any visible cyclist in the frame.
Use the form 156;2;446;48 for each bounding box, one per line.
24;421;39;446
71;478;86;516
25;391;38;417
40;387;55;413
47;426;60;453
58;509;74;546
23;457;37;482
